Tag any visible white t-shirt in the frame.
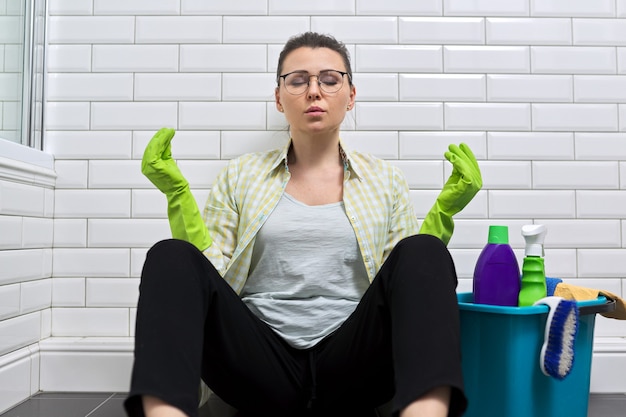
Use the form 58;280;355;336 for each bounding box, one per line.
241;193;370;349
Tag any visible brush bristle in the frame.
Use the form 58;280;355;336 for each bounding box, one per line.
542;299;579;380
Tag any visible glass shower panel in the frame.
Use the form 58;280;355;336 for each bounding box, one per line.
0;0;46;149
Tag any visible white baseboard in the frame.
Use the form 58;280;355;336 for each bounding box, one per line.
0;344;40;414
590;338;626;393
1;336;625;414
38;337;134;392
33;336;626;394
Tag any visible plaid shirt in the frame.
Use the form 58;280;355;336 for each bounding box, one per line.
202;140;419;295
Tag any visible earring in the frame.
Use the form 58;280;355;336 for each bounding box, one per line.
347;105;351;110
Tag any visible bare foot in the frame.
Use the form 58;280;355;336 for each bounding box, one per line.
142;395;187;417
400;386;450;417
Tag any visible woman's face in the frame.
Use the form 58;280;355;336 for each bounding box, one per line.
275;47;356;138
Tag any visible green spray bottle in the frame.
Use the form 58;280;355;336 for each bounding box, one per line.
518;224;547;307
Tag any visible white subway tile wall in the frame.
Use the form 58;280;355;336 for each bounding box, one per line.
1;0;626;398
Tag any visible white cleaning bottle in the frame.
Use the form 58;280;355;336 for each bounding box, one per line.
518;224;547;307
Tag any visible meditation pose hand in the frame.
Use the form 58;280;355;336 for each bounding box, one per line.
142;127;212;251
420;143;483;245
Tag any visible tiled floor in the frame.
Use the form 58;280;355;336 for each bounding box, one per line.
1;392;626;416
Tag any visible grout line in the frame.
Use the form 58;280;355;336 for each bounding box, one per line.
84;393;117;417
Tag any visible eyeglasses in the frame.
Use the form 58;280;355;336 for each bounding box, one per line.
278;70;350;95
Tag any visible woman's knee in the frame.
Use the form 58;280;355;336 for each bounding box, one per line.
389;234;458;288
147;238;200;260
395;234;450;259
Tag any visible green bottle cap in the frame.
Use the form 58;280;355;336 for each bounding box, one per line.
488;225;509;244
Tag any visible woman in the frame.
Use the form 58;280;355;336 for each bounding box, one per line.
125;32;481;417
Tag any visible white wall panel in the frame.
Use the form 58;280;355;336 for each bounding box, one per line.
91;102;178;131
22;218;53;249
574;76;626;103
53;161;88;189
531;47;617;74
0;285;20;320
53;220;87;248
532;104;619;131
271;0;355;15
311;17;398;43
444;0;529;16
487;75;573;102
399;17;484;45
399;132;486;160
51;308;129;336
573;19;626;46
49;73;133;102
487;132;574;160
489;190;576;218
357;0;441;16
85;278;139;307
45;131;132;160
20;280;52;314
0;217;21;249
179;102;266;130
444;103;531;131
88;160;145;189
93;45;179;73
577;191;626;218
45;103;90;130
221;131;290;159
444;46;530;73
575;133;626;160
0;314;40;356
132;130;221;160
136;17;221;44
223;17;310;44
222;74;276;101
486;18;571;45
52;249;130;278
54;190;131;218
181;0;267;15
48;0;93;15
52;277;85;307
47;17;135;44
533;161;619;189
530;0;615;17
356;45;442;73
94;0;180;15
356;103;443;130
400;74;485;102
478;161;531;189
180;45;268;72
46;45;91;72
87;219;169;248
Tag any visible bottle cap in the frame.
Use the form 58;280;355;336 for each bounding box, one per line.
487;225;509;244
522;224;547;257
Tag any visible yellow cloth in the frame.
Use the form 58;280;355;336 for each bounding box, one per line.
554;283;626;320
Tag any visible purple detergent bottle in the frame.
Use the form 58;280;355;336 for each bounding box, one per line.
473;225;521;306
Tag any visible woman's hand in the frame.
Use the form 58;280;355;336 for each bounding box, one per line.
419;143;482;245
141;127;189;195
141;128;212;251
439;143;482;214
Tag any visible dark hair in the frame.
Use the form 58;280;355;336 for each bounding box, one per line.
276;32;353;86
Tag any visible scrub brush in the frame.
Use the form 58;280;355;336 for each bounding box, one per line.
533;296;579;380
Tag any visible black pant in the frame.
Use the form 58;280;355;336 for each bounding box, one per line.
124;235;467;417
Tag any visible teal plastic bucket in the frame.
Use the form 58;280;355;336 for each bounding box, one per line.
458;293;614;417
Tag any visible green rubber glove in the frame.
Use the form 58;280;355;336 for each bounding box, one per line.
141;128;212;251
419;143;482;245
